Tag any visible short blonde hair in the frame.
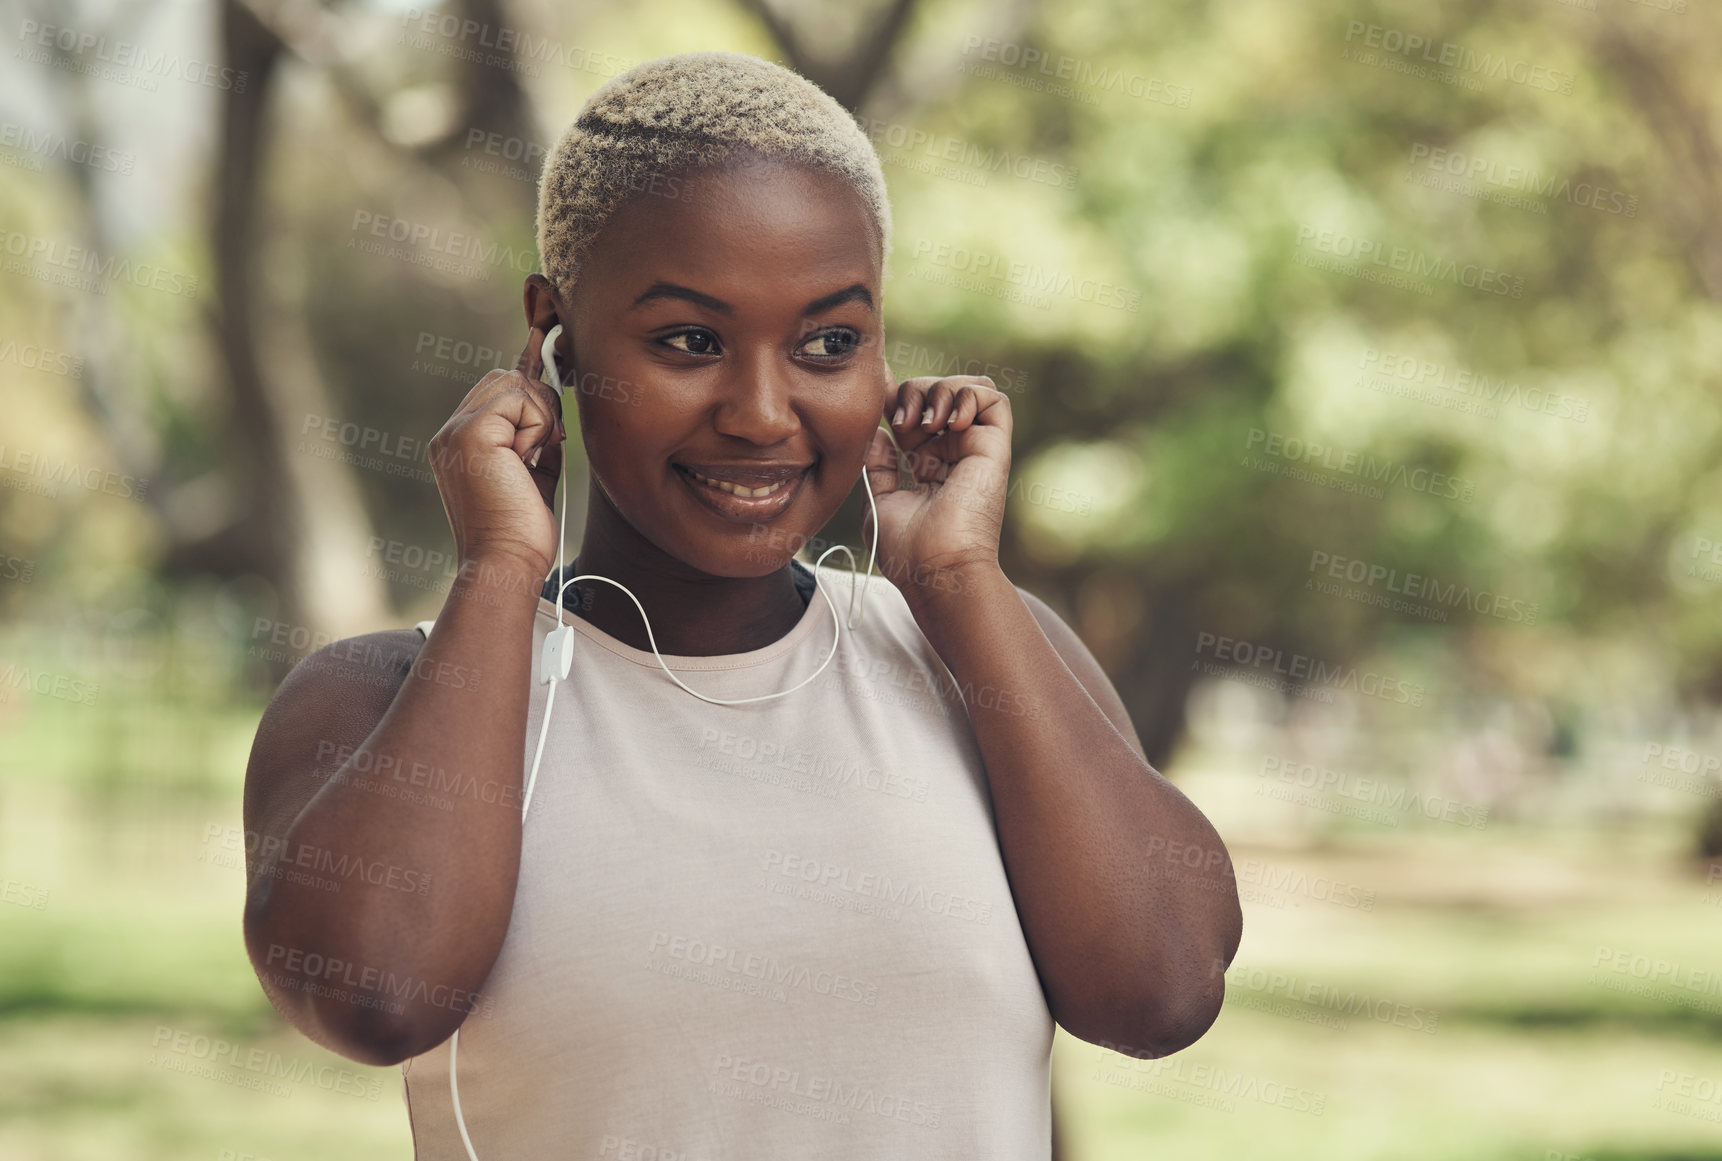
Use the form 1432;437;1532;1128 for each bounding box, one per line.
535;51;893;304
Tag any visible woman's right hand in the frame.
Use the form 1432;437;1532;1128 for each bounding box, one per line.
429;327;567;578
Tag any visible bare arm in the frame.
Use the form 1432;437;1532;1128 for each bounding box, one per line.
241;555;546;1067
242;322;569;1067
906;567;1243;1059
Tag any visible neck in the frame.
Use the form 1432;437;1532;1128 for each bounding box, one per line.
562;485;809;657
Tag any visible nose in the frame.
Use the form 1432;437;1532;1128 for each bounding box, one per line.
711;346;801;446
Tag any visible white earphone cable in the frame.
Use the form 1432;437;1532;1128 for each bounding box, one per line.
448;323;883;1159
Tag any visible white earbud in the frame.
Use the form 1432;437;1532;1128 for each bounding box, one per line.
540;324;563;395
448;320;882;1161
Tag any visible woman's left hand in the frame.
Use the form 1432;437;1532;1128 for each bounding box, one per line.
862;374;1013;595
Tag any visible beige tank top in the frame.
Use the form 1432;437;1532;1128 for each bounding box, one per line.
400;561;1054;1159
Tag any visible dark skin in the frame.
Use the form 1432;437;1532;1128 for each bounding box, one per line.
241;156;1241;1071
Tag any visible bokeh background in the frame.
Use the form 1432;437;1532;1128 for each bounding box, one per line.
3;0;1721;1157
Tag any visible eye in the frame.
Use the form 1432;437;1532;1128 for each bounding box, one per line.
661;328;720;355
796;328;861;361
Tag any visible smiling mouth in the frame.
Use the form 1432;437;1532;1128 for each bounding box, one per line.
673;463;813;523
683;468;797;498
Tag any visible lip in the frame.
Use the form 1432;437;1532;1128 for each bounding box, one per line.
674;461;813;488
674;462;812;524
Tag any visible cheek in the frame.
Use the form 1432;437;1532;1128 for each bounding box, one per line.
577;397;659;481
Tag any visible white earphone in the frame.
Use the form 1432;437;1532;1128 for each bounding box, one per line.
447;322;882;1160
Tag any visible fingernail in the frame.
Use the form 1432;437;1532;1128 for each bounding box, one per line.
921;406;934;426
527;447;543;468
893;406;905;426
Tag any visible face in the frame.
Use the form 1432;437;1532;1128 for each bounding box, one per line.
530;159;888;578
545;157;890;579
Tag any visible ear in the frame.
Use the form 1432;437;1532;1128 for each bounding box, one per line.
523;273;574;371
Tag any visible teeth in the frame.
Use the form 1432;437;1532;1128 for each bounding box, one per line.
688;469;793;498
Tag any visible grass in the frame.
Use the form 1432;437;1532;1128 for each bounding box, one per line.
2;680;1720;1158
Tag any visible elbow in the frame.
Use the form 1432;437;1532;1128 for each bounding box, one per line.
242;891;457;1069
1067;906;1243;1059
327;1007;454;1069
1064;974;1228;1061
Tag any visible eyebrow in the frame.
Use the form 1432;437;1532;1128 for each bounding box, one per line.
629;281;873;316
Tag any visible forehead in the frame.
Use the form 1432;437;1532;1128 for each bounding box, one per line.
576;158;882;311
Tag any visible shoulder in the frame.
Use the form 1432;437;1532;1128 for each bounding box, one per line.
244;630;424;843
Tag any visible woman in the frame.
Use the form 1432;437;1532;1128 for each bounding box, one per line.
241;51;1241;1159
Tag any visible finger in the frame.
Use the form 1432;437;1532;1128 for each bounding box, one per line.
919;380;959;432
528;436;566;509
887;377;935;432
451;359;561;426
864;424;902;499
451;367;517;415
511;396;565;464
946;384;984;431
467;384;560;463
887;378;941;455
927;377;997;430
902;437;953;487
